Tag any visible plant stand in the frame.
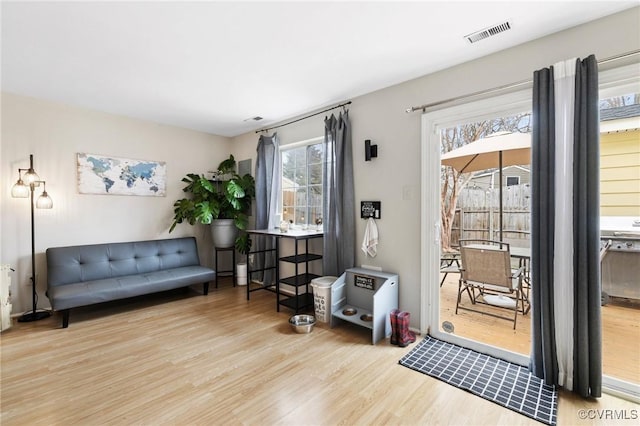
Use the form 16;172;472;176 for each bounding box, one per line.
214;246;236;288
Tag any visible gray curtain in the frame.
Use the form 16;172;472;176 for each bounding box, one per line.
530;55;601;398
254;133;279;284
572;56;601;398
323;111;355;276
530;65;558;385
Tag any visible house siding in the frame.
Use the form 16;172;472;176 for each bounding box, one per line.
600;130;640;216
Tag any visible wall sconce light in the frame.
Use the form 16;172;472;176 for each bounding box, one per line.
11;154;53;322
365;139;378;161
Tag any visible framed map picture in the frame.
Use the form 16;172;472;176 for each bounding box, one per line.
77;153;167;196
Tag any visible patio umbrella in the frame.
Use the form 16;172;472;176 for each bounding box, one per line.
441;132;531;241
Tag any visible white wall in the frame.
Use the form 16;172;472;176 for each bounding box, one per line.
1;93;232;313
1;8;637;322
231;8;640;328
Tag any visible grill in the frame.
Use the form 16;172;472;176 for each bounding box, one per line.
600;217;640;302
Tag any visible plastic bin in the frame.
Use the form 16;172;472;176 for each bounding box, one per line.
310;276;337;323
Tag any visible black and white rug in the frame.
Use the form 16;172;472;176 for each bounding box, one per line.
399;336;557;425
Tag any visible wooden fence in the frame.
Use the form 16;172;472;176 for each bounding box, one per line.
451;184;531;247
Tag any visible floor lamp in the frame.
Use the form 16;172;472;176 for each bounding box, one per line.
11;154;53;322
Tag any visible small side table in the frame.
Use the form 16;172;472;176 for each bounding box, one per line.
214;247;236;288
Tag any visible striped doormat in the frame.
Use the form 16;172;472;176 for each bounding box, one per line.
399;336;557;425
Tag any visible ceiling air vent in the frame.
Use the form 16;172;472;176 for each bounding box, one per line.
243;116;264;122
465;21;511;44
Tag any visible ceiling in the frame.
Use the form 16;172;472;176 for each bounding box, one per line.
2;1;636;137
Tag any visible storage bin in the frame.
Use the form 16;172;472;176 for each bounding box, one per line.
310;276;337;323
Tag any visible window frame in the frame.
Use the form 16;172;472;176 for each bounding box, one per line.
421;88;533;366
506;176;520;186
280;136;324;227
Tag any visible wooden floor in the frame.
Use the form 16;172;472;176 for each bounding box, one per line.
440;273;640;384
1;280;638;425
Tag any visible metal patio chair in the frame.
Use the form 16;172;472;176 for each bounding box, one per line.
455;239;527;329
440;250;461;287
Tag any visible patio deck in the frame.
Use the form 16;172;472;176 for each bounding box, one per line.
439;272;640;384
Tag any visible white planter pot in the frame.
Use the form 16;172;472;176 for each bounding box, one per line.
210;219;238;248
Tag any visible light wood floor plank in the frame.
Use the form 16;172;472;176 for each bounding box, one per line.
1;281;638;425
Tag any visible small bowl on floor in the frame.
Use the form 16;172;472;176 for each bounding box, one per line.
289;314;316;334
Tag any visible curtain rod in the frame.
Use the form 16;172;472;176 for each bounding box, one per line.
405;49;640;113
255;101;352;133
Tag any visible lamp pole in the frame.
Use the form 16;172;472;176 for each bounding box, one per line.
19;180;50;321
13;155;52;322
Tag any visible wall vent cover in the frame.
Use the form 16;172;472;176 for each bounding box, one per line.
464;21;511;44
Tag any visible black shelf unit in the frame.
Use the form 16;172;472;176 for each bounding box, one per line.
277;235;323;313
246;229;323;313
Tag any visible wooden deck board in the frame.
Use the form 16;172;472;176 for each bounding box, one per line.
439;273;640;384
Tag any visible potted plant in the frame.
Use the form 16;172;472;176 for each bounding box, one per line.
169;155;255;254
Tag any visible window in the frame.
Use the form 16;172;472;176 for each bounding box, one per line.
281;138;324;226
506;176;520;186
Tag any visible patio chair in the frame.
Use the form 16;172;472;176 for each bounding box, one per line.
455;239;527;329
440;251;461;287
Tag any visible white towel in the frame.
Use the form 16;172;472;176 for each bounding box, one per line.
361;218;379;257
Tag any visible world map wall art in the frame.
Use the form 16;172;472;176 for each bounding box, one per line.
77;153;167;196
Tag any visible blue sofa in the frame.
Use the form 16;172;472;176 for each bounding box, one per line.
46;237;215;328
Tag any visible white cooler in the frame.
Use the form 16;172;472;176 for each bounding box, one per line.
310;276;337;323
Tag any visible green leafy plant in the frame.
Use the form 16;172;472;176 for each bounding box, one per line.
170;155;255;254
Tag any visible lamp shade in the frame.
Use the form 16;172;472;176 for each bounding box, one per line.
36;191;53;209
23;169;40;185
11;180;29;198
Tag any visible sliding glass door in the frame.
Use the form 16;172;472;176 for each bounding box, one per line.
422;63;640;399
421;90;532;365
598;79;640;396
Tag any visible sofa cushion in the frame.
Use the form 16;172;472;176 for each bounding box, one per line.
47;237;203;287
48;265;216;310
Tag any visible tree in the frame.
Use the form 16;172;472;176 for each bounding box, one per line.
440;113;531;251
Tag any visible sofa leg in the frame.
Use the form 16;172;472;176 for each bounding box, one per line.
62;310;70;328
203;282;209;296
